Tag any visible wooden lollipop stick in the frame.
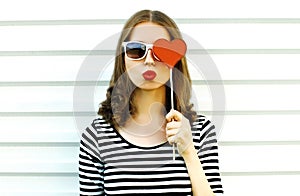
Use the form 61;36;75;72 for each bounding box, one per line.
170;69;176;161
170;69;174;110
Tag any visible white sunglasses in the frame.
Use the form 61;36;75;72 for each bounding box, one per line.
122;41;160;61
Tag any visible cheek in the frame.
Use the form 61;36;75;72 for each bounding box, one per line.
124;59;142;85
125;59;144;73
125;58;133;70
161;70;170;80
157;63;171;80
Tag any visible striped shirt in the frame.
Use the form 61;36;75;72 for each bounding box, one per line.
79;115;224;195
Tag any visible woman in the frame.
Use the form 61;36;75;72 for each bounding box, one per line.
79;10;224;195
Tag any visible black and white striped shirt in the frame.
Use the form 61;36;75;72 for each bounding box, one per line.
79;115;224;195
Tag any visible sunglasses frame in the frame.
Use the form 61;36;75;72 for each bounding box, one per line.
122;41;160;61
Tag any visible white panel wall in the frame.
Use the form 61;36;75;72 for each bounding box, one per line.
1;0;300;195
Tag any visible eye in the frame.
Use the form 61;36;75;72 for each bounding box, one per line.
126;42;147;59
141;44;146;50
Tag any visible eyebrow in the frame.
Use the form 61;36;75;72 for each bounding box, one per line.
129;40;149;43
124;40;154;45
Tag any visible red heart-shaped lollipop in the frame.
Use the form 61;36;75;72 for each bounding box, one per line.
153;38;187;68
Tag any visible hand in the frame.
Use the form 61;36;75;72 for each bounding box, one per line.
165;109;194;155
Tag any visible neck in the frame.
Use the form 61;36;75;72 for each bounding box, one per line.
119;85;167;139
131;85;167;124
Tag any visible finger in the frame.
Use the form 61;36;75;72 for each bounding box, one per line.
165;109;174;122
167;135;176;145
165;128;178;138
166;121;181;130
166;109;183;122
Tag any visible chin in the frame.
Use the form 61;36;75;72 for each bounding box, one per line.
137;82;165;90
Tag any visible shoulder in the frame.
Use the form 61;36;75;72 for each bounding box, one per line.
79;116;114;159
192;114;215;132
191;114;217;146
90;116;112;130
80;116;113;143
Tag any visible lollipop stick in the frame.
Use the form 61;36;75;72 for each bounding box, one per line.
170;69;174;110
170;69;176;161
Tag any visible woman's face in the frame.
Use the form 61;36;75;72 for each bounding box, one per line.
124;22;171;90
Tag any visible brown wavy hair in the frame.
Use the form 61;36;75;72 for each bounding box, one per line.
98;10;196;127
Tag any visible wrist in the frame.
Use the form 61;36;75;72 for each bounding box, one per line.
181;143;197;162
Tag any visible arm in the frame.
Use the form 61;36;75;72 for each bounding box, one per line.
166;110;224;195
182;144;216;196
79;123;104;196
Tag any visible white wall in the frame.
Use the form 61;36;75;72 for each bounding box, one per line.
1;0;300;195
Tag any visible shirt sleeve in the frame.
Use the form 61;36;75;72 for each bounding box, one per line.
79;121;104;196
193;115;224;195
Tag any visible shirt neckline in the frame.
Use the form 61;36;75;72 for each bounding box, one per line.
112;126;169;150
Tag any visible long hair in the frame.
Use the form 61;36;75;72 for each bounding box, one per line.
98;10;196;127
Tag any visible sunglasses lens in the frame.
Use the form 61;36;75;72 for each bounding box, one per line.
125;42;146;59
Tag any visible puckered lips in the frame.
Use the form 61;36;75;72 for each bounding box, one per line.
142;70;157;80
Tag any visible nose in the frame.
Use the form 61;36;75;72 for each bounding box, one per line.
144;49;155;65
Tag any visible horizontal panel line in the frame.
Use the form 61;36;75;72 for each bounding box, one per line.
222;171;300;176
194;80;300;85
0;172;78;177
0;171;299;177
1;80;300;87
0;142;79;147
206;49;300;54
0;50;109;56
1;141;299;147
0;112;97;117
0;19;126;26
220;141;300;146
202;111;300;115
1;18;300;26
0;81;109;86
2;49;300;56
1;111;300;117
176;18;300;24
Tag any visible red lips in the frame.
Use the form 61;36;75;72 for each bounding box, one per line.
142;70;157;80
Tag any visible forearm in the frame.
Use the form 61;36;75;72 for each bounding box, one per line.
182;145;215;196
